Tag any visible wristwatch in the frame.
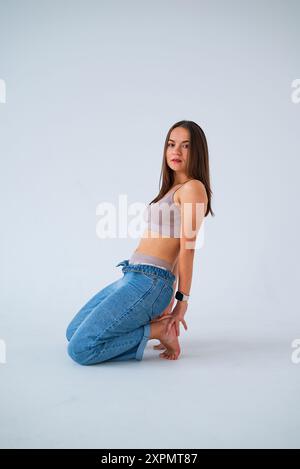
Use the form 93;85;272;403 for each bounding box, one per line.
175;290;190;302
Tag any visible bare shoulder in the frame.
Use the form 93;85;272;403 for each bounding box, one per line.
177;179;208;202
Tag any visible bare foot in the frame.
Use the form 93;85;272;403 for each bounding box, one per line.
150;314;173;350
153;342;166;350
158;320;181;360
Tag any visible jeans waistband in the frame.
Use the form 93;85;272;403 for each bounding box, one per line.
129;252;173;271
116;259;175;286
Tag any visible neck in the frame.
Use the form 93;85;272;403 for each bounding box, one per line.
173;176;192;185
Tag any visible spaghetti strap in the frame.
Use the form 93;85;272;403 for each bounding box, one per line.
172;178;196;196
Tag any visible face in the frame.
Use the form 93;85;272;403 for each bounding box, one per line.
166;127;190;175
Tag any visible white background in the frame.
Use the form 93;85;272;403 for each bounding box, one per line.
0;0;299;449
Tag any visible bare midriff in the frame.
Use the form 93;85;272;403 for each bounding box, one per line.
133;181;208;271
133;228;180;268
132;189;181;268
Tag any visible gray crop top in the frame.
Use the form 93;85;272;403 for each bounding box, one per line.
143;180;194;238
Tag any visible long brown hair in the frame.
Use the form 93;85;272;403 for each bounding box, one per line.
149;120;215;217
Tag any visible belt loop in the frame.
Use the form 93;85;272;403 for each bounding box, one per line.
115;259;129;267
117;261;175;287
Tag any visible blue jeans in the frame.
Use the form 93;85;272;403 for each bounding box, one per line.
66;259;175;365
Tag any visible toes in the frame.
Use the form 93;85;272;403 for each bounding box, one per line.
158;350;180;360
160;352;172;360
153;344;165;350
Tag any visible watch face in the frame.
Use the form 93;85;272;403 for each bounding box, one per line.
175;291;183;301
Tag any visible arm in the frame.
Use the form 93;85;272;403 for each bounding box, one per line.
166;181;207;334
177;180;207;298
171;258;179;294
177;250;195;297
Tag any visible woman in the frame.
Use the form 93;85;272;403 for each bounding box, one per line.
66;120;214;364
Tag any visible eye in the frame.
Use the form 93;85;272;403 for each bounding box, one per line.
167;143;189;148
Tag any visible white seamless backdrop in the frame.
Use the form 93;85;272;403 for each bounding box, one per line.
0;0;299;449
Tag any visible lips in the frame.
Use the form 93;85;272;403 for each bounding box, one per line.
172;158;182;163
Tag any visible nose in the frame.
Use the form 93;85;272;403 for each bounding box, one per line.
172;148;181;154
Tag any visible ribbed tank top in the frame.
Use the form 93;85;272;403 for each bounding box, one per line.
143;180;195;238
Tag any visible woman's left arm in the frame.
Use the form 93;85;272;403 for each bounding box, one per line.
166;180;208;335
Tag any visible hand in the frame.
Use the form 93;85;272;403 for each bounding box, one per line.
165;301;188;336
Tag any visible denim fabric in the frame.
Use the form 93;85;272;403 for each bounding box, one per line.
66;259;175;365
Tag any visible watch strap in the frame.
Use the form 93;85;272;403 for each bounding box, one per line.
175;290;190;302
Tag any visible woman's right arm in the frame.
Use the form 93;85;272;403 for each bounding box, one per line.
172;259;179;295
